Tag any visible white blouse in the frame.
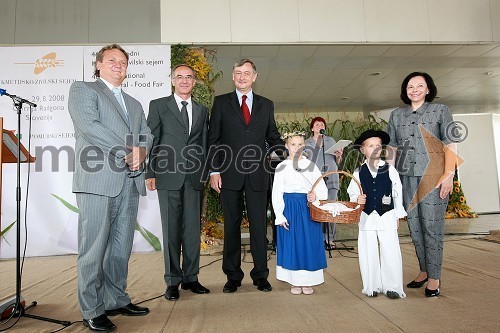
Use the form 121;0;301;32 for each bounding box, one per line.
272;157;328;225
347;160;407;231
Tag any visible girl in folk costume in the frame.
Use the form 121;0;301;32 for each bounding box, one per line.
347;130;407;299
272;131;328;295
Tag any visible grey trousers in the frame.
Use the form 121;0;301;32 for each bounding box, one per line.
157;178;202;287
76;177;139;319
401;175;448;279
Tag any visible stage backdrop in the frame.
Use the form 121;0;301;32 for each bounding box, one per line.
0;45;170;258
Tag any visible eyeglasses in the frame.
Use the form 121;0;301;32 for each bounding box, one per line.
173;75;195;81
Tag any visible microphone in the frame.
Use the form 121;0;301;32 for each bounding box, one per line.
0;88;37;107
319;128;328;180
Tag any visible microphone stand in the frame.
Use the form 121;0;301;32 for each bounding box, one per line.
320;131;353;258
6;96;71;328
319;132;334;258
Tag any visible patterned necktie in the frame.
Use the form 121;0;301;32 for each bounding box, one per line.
112;87;129;125
241;95;250;125
180;100;190;133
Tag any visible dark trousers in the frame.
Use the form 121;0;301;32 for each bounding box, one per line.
157;177;202;287
221;175;269;282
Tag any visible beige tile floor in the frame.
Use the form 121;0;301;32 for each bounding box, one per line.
1;214;499;333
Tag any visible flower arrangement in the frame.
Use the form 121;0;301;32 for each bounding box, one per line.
171;44;221;110
446;175;477;218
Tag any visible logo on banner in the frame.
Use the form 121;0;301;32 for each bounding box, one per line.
15;52;64;74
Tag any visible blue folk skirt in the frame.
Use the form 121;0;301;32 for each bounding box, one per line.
276;193;327;271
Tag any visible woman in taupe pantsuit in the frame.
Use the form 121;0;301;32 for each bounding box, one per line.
387;72;456;298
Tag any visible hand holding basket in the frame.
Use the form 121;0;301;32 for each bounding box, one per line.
308;170;364;224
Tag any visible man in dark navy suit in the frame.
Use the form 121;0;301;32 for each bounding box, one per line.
208;58;282;293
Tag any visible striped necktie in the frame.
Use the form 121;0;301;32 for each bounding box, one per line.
112;87;129;125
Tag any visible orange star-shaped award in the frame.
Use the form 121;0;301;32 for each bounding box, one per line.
408;125;464;211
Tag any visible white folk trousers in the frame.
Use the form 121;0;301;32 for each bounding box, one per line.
357;229;406;298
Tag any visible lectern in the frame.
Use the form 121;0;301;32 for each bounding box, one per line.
0;117;35;232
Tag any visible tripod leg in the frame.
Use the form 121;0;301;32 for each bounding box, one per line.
22;312;71;326
331;222;336;243
15;301;71;326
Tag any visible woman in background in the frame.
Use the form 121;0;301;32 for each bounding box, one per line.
305;117;343;249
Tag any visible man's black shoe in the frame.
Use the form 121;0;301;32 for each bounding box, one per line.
181;281;210;294
253;278;272;292
223;280;241;293
105;303;149;316
83;314;116;332
165;285;180;300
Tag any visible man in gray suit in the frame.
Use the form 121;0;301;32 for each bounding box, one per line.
146;64;210;301
68;44;153;332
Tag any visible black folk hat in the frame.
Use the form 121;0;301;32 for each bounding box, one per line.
353;129;390;149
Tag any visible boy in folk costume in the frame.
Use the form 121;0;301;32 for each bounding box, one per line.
347;130;407;299
272;131;328;295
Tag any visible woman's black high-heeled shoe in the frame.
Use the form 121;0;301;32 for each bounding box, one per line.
425;287;440;297
406;277;428;288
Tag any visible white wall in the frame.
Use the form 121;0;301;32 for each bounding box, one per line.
493;114;500;196
454;113;500;213
161;0;500;44
2;0;500;45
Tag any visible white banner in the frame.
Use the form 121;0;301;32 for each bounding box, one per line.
0;45;171;258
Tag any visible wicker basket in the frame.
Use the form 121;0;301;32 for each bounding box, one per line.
308;170;364;224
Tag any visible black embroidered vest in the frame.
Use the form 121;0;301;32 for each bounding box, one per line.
359;163;394;216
